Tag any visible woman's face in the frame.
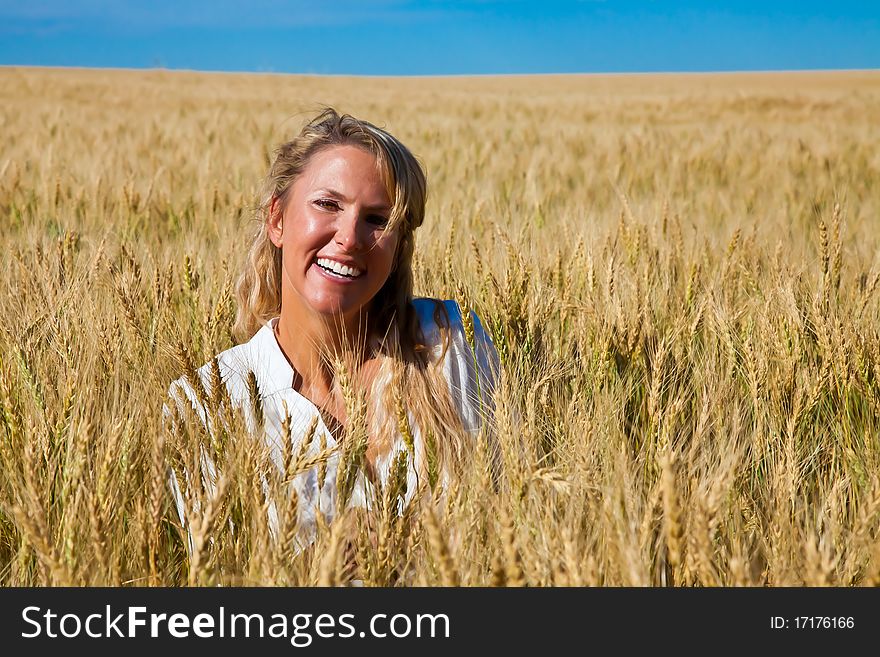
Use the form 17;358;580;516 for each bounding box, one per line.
268;144;400;326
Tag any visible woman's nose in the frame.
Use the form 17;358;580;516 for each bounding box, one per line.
334;211;365;252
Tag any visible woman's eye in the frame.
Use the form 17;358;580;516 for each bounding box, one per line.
367;214;389;227
314;199;339;210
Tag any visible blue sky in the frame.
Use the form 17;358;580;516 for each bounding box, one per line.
1;1;878;75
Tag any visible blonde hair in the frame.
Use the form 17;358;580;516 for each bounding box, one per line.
234;108;466;480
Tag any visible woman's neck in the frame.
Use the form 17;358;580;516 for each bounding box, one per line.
274;302;372;393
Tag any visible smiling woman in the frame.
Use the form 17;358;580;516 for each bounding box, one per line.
269;145;400;349
163;108;499;563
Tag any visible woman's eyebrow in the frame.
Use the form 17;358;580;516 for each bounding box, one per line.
316;188;391;212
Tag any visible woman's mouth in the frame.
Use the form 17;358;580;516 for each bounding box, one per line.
314;257;364;280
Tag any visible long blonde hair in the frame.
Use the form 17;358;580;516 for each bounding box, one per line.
234;108;466;482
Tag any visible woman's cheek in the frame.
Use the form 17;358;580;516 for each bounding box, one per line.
376;230;400;254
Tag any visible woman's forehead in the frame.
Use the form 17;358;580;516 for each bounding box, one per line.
294;145;393;205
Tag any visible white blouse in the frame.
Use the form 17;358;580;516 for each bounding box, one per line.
165;298;499;553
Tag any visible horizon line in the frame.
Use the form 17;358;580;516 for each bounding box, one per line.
2;63;879;79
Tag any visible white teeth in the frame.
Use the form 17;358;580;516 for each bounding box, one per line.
317;258;363;278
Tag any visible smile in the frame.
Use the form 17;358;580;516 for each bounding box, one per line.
315;257;364;279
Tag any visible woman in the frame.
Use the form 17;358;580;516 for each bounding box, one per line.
166;108;499;555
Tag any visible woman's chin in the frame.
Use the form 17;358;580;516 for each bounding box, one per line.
304;294;370;321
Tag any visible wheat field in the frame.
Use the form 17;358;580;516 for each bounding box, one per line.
1;67;880;586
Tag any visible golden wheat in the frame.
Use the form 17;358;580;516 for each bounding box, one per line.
0;67;878;586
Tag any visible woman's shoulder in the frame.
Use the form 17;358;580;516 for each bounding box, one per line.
166;323;279;411
410;297;499;431
410;297;474;349
410;297;497;366
411;297;494;338
411;297;464;332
